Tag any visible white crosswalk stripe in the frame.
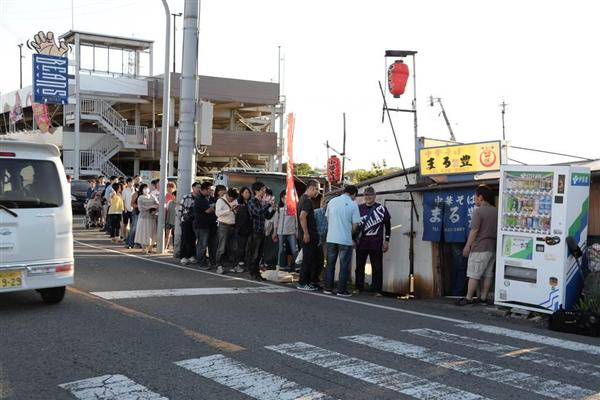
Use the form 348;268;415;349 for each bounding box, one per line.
266;342;489;400
405;328;600;379
175;354;336;400
59;374;167;400
458;323;600;356
343;333;598;400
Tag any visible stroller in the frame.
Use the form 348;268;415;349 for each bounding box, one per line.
85;193;104;229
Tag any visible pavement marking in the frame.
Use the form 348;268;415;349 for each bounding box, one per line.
59;374;167;400
266;342;488;400
74;239;467;323
73;238;600;357
457;323;600;356
67;287;245;353
175;354;337;400
405;328;600;379
91;286;293;300
342;333;596;400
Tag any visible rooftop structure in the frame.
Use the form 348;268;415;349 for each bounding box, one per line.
1;30;284;178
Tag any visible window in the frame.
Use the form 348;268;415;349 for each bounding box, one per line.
0;159;63;208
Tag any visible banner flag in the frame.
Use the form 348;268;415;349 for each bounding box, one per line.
285;113;298;216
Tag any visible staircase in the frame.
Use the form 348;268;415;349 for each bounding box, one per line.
64;99;148;177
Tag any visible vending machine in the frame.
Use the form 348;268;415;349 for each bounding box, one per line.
495;165;590;313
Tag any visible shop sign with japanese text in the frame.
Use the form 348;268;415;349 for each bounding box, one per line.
423;188;476;243
419;141;501;176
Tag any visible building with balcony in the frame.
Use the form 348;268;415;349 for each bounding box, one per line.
0;30;283;179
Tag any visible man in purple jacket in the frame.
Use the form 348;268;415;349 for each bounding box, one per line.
355;186;391;296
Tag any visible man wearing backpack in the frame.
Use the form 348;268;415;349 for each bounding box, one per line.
179;182;200;265
234;186;252;271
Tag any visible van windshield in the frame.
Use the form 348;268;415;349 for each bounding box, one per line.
0;159;63;209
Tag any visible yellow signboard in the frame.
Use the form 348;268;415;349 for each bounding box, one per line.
419;141;501;176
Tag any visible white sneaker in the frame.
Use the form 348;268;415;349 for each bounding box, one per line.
216;266;225;274
189;257;197;263
180;258;189;265
234;266;245;273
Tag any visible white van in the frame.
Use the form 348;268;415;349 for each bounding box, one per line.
0;140;74;303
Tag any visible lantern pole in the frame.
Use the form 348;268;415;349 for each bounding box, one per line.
341;112;346;185
412;53;418;166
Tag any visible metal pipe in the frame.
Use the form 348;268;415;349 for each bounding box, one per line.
412;54;418;166
341;112;346;184
378;80;419;221
156;0;172;254
74;33;81;180
171;12;182;72
18;43;23;89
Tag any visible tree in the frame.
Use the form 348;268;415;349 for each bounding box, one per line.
346;159;399;183
282;162;315;176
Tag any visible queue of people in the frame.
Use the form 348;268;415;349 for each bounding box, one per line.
83;175;177;254
83;173;401;295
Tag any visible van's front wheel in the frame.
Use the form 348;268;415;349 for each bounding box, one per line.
38;286;66;304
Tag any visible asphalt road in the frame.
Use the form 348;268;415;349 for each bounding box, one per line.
1;221;600;399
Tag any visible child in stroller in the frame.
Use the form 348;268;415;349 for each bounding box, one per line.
85;192;104;228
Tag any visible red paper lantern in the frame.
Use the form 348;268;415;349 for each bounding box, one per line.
388;60;409;98
327;155;341;183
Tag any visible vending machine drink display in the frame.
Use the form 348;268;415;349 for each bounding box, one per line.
495;165;590;313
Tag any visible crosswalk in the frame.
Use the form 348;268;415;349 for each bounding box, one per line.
59;326;600;400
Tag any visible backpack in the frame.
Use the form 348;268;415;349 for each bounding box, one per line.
235;203;252;235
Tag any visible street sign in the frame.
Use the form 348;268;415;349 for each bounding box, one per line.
419;140;501;176
32;54;68;104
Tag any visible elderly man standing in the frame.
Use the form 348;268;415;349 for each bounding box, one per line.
355;186;391;297
324;185;361;297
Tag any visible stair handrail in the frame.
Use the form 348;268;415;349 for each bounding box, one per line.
80;99;148;145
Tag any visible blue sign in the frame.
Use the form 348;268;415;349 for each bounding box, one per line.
423;188;475;243
571;172;590;187
423;192;442;241
32;54;68;104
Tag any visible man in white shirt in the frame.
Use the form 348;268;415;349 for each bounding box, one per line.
122;177;135;240
215;188;239;274
324;185;361;297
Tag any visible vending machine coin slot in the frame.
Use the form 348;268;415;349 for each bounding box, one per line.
536;244;545;252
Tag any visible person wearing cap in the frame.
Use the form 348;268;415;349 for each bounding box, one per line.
355;186;391;296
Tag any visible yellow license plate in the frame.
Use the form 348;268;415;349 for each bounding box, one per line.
0;270;22;288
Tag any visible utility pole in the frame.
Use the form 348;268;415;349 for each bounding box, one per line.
18;43;24;89
429;96;456;141
174;0;200;255
171;12;182;73
500;99;508;141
